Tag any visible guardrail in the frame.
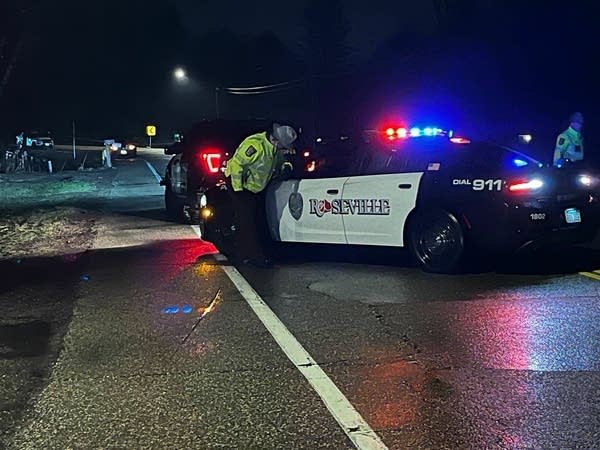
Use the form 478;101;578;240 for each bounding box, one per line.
54;144;105;151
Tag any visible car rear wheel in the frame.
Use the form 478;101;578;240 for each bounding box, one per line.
408;209;465;273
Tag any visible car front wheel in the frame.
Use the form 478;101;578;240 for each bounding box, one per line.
408;209;465;273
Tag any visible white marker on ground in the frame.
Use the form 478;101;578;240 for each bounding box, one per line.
144;160;162;183
191;224;387;449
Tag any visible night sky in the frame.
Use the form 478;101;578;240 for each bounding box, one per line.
174;0;436;58
1;0;599;150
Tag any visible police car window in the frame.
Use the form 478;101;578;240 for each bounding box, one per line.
300;137;360;178
362;140;527;174
362;140;450;174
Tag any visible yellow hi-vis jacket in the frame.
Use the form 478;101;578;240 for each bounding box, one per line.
225;132;289;193
553;126;584;166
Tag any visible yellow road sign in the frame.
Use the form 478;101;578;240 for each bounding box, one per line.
146;125;156;137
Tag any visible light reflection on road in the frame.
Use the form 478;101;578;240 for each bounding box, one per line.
451;295;600;371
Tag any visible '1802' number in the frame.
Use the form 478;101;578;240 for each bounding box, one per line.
472;179;502;191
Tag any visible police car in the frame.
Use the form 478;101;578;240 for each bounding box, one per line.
202;126;600;272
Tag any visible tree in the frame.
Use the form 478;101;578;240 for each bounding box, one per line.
302;0;351;77
301;0;353;133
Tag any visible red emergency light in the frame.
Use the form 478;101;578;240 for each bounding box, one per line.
384;127;409;140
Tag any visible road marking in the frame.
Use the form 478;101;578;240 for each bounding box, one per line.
144;160;162;183
191;225;202;239
189;223;385;447
581;271;600;281
210;250;387;450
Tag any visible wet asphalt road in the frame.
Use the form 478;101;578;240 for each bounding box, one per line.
3;148;600;449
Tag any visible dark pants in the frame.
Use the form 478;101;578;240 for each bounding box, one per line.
229;188;267;261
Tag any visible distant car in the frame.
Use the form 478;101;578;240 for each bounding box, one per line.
161;119;271;223
27;136;54;150
110;141;137;158
201;125;600;272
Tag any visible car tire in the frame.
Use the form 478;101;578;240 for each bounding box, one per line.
407;209;465;273
203;217;236;257
202;190;236;257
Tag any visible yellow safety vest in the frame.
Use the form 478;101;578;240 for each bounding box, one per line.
225;132;277;193
553;126;584;165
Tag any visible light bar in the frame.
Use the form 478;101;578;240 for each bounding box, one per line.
380;126;453;140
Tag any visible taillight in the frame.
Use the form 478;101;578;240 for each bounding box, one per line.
199;149;222;174
508;178;544;192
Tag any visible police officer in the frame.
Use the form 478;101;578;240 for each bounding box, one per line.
553;112;584;167
224;123;297;267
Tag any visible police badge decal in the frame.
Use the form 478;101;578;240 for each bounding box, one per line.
288;192;303;220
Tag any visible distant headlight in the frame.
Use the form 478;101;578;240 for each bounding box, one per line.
120;149;128;155
44;142;51;146
519;134;533;144
127;144;136;151
200;194;207;208
110;144;118;151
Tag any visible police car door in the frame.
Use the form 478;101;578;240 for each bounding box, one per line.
342;145;423;246
266;174;348;244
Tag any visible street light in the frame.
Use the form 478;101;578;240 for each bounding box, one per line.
173;67;187;82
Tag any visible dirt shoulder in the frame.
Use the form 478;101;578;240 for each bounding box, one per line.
0;206;98;261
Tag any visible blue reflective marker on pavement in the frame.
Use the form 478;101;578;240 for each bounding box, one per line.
162;306;180;314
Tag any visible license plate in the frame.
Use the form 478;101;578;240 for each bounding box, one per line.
565;208;581;224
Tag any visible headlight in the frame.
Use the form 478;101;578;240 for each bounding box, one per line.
120;149;128;155
508;178;544;192
110;145;118;151
199;194;207;208
579;175;593;187
127;144;135;151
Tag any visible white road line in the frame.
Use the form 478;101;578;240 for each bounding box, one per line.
206;249;387;449
190;225;202;239
144;160;162;182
